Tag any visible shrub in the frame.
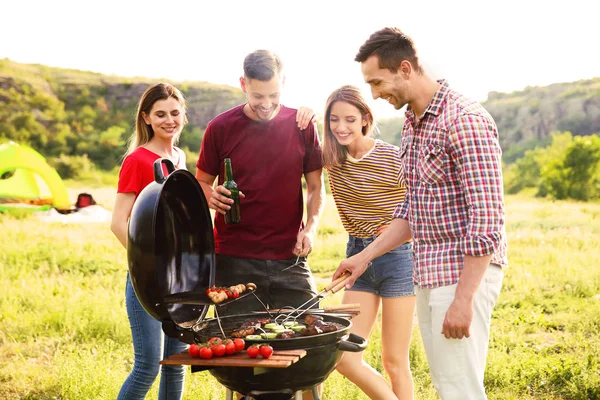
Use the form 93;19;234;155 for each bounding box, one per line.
49;153;95;180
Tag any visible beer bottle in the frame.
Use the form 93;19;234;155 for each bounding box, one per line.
223;158;241;224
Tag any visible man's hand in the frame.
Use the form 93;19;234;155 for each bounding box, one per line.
441;297;473;339
296;107;316;130
332;253;370;289
294;228;314;257
209;185;245;215
441;254;492;339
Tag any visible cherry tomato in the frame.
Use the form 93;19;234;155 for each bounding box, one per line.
232;289;240;299
205;288;211;296
246;345;260;358
259;344;273;359
225;342;236;355
188;343;200;357
233;338;245;352
226;290;233;299
199;346;213;359
208;337;222;347
213;343;226;357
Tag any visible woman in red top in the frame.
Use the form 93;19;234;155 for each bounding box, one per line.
110;82;189;400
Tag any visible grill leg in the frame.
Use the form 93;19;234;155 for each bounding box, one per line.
310;386;321;400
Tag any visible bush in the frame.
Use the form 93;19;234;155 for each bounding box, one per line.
49;153;95;180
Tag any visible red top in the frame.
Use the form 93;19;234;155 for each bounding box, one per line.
118;147;185;198
197;105;323;260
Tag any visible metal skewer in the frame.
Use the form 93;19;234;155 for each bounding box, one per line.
281;272;351;324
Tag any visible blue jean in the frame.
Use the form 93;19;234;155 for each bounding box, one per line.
345;235;415;297
117;274;188;400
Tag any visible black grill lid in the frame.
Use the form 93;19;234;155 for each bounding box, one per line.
127;162;214;333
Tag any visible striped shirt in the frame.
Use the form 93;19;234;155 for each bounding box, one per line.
327;140;407;238
394;79;508;289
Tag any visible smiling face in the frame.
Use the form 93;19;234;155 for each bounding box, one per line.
142;97;185;142
241;75;283;121
328;100;368;149
361;55;411;110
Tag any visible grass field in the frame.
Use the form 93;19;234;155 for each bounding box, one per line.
1;190;599;399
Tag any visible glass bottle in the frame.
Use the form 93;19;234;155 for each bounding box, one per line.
223;158;241;224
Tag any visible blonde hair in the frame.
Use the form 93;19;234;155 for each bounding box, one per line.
125;82;188;155
322;85;376;168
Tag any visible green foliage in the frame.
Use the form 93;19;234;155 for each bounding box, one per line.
504;131;600;201
561;135;600;200
540;134;600;200
49;153;95;180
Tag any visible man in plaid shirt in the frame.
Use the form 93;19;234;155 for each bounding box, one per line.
333;27;507;399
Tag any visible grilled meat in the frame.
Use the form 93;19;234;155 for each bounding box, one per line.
304;314;323;326
278;331;296;339
301;325;323;336
231;317;272;338
231;327;255;338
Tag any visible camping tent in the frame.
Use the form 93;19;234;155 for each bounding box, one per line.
0;141;70;211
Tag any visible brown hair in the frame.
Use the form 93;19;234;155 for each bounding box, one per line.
126;82;188;155
243;50;284;81
355;27;423;74
322;85;376;168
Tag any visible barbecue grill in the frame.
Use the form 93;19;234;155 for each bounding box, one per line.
126;159;366;400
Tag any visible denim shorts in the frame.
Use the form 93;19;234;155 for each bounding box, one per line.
346;235;415;297
215;254;319;316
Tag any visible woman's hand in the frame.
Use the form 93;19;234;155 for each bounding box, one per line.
332;253;370;289
296;107;317;130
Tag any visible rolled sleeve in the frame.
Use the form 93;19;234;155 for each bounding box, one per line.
450;114;505;257
393;196;410;220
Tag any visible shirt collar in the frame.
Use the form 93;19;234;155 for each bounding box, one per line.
405;79;449;120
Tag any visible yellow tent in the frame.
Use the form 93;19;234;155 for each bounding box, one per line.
0;141;70;211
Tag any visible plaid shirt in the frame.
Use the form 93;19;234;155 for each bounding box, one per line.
394;80;508;289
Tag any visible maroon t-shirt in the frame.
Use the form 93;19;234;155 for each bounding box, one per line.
197;105;323;260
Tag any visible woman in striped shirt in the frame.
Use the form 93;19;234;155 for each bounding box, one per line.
323;85;416;400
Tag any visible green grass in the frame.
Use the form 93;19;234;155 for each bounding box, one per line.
0;193;599;399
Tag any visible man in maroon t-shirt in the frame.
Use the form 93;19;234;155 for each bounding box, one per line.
195;50;325;316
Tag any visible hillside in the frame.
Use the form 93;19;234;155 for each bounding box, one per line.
0;58;246;171
483;78;600;162
1;59;599;169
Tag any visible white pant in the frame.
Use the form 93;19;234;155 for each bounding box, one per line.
416;264;503;400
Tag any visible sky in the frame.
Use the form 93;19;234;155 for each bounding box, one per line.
1;0;599;119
